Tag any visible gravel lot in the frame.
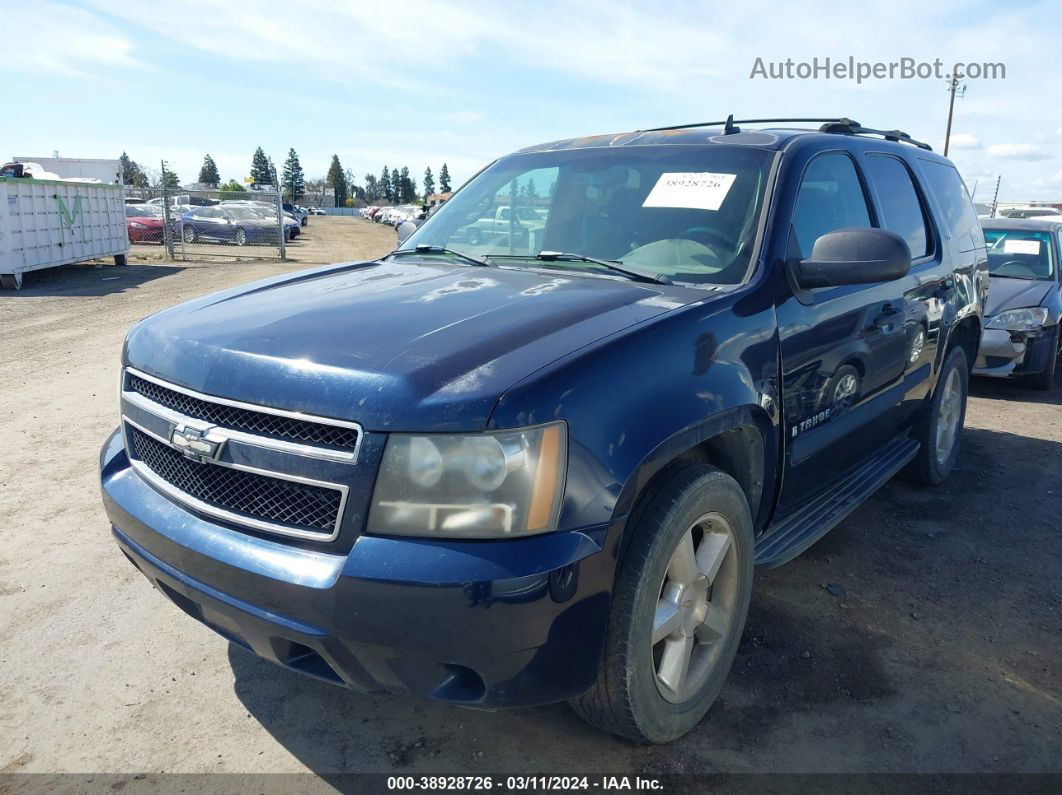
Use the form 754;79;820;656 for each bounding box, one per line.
1;216;1059;777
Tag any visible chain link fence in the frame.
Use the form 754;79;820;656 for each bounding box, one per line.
123;186;291;261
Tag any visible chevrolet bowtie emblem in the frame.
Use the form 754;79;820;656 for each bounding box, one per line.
170;424;224;462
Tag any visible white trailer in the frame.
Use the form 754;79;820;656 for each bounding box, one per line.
0;176;128;289
12;156;121;184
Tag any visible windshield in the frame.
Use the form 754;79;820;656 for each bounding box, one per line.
983;228;1056;279
125;205;158;217
225;207;260;220
400;146;772;285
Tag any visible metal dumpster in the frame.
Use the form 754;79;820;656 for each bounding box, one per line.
0;176;128;289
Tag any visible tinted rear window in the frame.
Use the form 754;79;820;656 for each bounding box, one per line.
865;155;930;258
919;160;983;253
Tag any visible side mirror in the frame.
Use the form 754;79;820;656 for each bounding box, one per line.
793;228;911;289
396;220;417;244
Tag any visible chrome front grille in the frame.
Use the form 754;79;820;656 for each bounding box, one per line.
120;368;359;542
125;371;361;454
129;427;342;533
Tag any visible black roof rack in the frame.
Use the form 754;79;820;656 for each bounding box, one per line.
639;116;932;151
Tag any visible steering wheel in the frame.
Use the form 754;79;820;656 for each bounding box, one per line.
993;259;1040;279
678;225;736;250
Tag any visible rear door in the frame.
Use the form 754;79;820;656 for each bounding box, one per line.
775;150;909;514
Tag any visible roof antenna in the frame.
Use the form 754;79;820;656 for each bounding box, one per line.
723;114;740;135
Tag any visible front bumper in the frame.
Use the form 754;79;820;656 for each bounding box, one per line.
974;326;1056;378
100;430;616;708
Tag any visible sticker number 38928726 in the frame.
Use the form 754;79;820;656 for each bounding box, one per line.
642;172;737;212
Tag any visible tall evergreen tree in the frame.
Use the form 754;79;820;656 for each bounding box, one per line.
281;148;305;201
438;162;451;193
380;166;392;202
397;166;411;203
422;166;435;202
250;147;272;185
118;152;148;188
326;154;348;206
363;174;380;202
390;166;402;205
198;154;220;186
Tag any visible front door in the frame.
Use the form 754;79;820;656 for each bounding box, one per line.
775;151;909;515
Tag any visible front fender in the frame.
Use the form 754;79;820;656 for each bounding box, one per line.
488;290;781;536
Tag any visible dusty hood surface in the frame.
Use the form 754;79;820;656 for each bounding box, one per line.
124;260;703;431
985;276;1053;317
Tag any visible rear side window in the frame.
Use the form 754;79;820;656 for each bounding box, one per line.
791;153;872;258
919;160;983;253
864;155;930;258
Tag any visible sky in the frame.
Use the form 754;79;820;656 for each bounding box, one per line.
4;0;1061;202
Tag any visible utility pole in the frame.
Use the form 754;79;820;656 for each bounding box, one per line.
990;175;1001;218
943;72;966;157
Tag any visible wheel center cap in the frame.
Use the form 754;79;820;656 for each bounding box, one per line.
679;575;710;637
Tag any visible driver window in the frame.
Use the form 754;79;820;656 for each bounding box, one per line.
792;154;872;258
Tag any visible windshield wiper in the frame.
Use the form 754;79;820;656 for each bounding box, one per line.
388;244;493;268
492;251;670;284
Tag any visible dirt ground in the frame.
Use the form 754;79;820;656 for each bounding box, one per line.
1;216;1059;778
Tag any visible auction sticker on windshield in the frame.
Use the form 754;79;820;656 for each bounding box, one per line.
1003;239;1041;255
642;172;737;211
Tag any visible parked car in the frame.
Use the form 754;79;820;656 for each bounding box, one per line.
973;218;1062;388
100;118;985;743
309;207;327;215
178;205;286;245
283;202;310;227
999;206;1062;219
125;204;165;244
463;205;546;246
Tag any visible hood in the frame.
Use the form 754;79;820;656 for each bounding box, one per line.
128;216;163;225
986;276;1053;317
124;261;703;431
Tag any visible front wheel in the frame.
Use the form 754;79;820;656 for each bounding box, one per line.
904;345;968;485
570;464;754;743
234;228;247;246
182;225;195;244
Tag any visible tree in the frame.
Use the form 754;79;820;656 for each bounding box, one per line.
281;148;305;201
158;165;180;189
218;179;246;200
422;166;435;202
326;154;348;206
384;165;397;202
398;166;414;203
250;147;272;185
439;162;451;193
118;152;147;188
363;174;380;202
198;155;220;187
390;166;402;205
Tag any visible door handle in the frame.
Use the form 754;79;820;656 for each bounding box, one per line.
871;303;901;329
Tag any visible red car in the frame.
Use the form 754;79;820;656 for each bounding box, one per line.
126;204;165;243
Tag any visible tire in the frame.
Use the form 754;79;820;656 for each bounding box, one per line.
466;227;482;245
301;216;308;226
1;273;20;290
114;254;128;266
903;345;969;485
1026;326;1058;391
570;464;754;743
182;226;195;244
234;228;247;246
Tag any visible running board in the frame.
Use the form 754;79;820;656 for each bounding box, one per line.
754;436;919;568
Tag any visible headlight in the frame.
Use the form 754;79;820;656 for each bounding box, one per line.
130;222;147;229
369;422;567;539
986;307;1049;331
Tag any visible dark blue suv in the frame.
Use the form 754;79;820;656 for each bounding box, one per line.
100;118;986;743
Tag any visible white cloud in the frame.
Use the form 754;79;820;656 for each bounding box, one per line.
948;133;981;150
4;2;140;76
1031;171;1062;189
986;143;1055;161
